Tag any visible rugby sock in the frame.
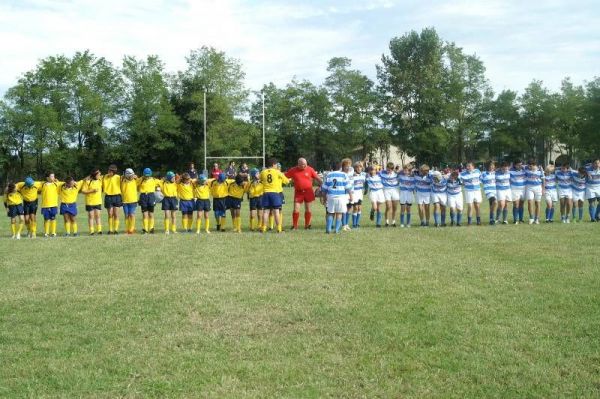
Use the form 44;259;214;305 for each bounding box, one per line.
375;211;382;226
182;218;187;230
171;221;177;233
108;216;113;232
450;210;455;224
277;220;282;233
326;214;334;233
335;219;342;233
579;207;583;221
205;218;210;232
51;220;57;235
280;212;284;227
220;216;226;229
143;218;149;232
518;206;524;221
114;218;119;232
476;216;481;225
441;211;446;225
65;222;71;234
496;208;501;220
512;206;518;222
11;223;16;235
31;220;37;235
596;204;600;220
433;211;439;225
545;208;550;220
589;204;595;220
72;222;78;234
164;219;170;232
407;212;411;225
17;221;24;235
351;213;357;227
249;216;255;231
502;209;508;222
149;218;154;231
356;212;361;226
549;208;555;220
468;216;472;225
292;212;299;228
44;220;50;235
269;215;274;229
572;207;576;219
489;211;494;222
196;218;202;233
457;212;462;225
400;213;405;225
304;211;312;227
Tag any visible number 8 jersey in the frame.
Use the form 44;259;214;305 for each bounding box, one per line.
259;168;289;193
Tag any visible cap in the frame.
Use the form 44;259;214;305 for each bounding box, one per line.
25;177;35;187
125;168;134;176
143;168;152;176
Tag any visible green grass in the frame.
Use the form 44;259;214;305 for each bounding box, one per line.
1;189;600;397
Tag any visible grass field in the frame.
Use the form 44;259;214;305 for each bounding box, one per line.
1;189;600;397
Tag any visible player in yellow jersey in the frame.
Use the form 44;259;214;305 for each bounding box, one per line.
177;173;195;232
210;173;230;231
137;168;159;234
227;174;249;233
39;171;62;237
16;177;41;237
158;171;179;234
259;158;289;233
121;168;139;234
80;169;103;235
4;183;25;239
193;175;211;234
59;177;83;236
247;169;264;231
102;164;123;234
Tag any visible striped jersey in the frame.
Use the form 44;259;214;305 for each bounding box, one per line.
510;168;526;188
446;179;462;196
352;172;366;192
415;173;432;193
586;167;600;187
495;170;511;191
365;174;383;191
481;171;496;194
379;170;399;188
398;171;416;192
556;169;573;189
525;169;544;187
460;169;482;192
431;176;448;193
571;172;587;192
323;170;351;197
544;173;557;191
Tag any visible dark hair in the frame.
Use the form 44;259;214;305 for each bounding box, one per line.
501;161;510;168
485;160;495;170
65;177;74;185
562;162;570;168
267;158;278;167
578;167;587;175
188;162;195;168
514;159;522;165
7;183;16;193
108;164;118;172
90;168;100;178
45;171;54;178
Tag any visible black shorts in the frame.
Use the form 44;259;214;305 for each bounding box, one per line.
139;193;156;212
249;197;263;210
226;196;242;210
104;194;123;209
353;199;363;206
86;204;102;212
213;198;227;213
23;199;38;215
7;204;24;218
195;199;211;212
161;196;178;211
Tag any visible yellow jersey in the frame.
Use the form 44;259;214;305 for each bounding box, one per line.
137;177;159;194
260;168;289;193
4;191;23;206
177;182;194;201
40;181;63;208
81;179;103;206
248;181;264;198
228;182;248;199
193;182;211;200
159;180;178;197
210;180;230;199
102;174;121;195
16;181;42;202
59;181;83;204
121;178;138;203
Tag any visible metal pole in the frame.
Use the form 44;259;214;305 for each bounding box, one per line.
203;90;207;174
262;91;265;168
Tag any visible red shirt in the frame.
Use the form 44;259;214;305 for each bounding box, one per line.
285;166;319;191
211;168;222;180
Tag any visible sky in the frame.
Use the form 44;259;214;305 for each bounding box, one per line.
0;0;599;97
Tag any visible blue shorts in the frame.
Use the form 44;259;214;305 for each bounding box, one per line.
161;196;178;211
213;198;227;212
7;204;24;218
280;192;286;205
123;202;137;216
195;199;211;212
226;196;242;210
180;199;195;214
60;203;77;216
139;193;156;213
23;200;38;215
104;194;123;209
249;197;263;210
41;207;58;220
86;204;102;212
261;192;283;209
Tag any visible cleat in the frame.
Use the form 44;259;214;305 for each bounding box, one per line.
406;224;411;228
73;233;79;237
51;233;56;237
502;221;508;225
514;221;519;225
456;223;461;227
89;232;95;236
391;223;397;227
165;231;170;235
64;233;70;237
376;225;381;228
16;233;21;240
450;221;455;226
529;219;534;225
305;225;312;230
400;224;405;228
97;231;102;235
11;235;16;239
535;220;540;225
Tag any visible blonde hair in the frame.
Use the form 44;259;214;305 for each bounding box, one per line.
545;164;555;174
420;164;430;173
354;161;363;169
341;158;352;168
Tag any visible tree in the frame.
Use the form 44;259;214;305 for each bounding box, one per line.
520;80;559;164
580;77;600;159
555;78;586;161
487;90;525;160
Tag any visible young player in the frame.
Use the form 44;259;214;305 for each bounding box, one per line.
415;164;432;227
460;162;482;226
379;162;399;227
193;175;211;234
159;171;178;234
102;164;123;234
510;160;526;224
227;174;248;233
260;158;289;233
247;169;264;232
365;166;384;227
398;164;416;228
481;161;497;225
495;162;512;224
81;169;103;235
571;167;587;223
543;164;558;223
137;168;159;234
121;168;138;234
323;164;353;233
350;162;366;228
177;173;195;232
4;183;25;239
556;163;574;223
16;177;41;238
210;172;230;231
59;177;83;236
446;171;463;226
430;170;447;227
340;158;355;231
525;160;545;224
40;171;62;237
585;159;600;221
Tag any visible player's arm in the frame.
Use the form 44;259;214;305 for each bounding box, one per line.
280;172;290;185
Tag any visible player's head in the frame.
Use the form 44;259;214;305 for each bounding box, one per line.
199;175;207;184
419;164;430;175
367;166;375;176
124;168;135;179
545;164;555;175
65;176;75;187
466;162;474;171
514;159;522;170
7;182;16;193
181;172;191;183
143;167;152;177
297;158;307;169
354;161;363;173
578;167;587;177
501;161;510;172
402;164;411;172
166;171;175;182
593;159;600;169
561;162;570;171
450;170;459;181
45;171;55;182
250;168;260;181
217;172;226;183
341;158;352;172
25;177;35;187
107;164;118;175
485;160;495;172
386;162;394;171
528;159;538;171
235;174;244;186
90;168;100;179
267;158;278;168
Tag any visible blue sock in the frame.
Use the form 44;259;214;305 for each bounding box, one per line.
519;207;524;221
356;212;361;226
335;219;342;233
400;213;405;225
457;212;462;225
545;208;549;220
550;208;554;220
589;203;595;220
450;210;455;223
596;204;600;220
502;209;508;222
407;212;411;225
572;207;576;219
351;213;356;227
489;211;494;222
376;211;382;226
476;216;481;224
441;211;446;225
513;206;517;222
579;207;584;220
468;216;472;225
326;214;333;233
433;212;439;225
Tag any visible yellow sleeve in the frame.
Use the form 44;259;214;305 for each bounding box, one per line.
16;182;24;190
280;172;289;185
75;180;84;191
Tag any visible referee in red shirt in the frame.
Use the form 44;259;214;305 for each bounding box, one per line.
285;157;322;229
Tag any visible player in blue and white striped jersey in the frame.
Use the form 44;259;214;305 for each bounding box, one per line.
460;162;482;226
365;166;385;227
495;162;512;224
379;162;399;227
415;164;433;227
571;167;587;223
585;159;600;221
446;171;463;226
481;161;497;225
510;160;527;224
430;171;447;227
556;163;574;223
544;164;558;223
525;160;545;224
341;158;355;231
323;164;353;233
398;164;416;227
351;162;366;228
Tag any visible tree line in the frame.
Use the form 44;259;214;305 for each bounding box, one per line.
1;27;599;186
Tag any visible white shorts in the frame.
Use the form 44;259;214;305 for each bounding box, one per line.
416;192;431;205
484;191;496;200
446;194;463;211
431;192;447;205
465;190;482;204
497;189;511;202
586;187;600;200
383;187;400;202
526;186;543;201
544;190;558;203
368;190;385;204
558;188;572;199
572;190;585;202
399;190;414;205
327;196;349;213
511;188;525;202
351;190;363;204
